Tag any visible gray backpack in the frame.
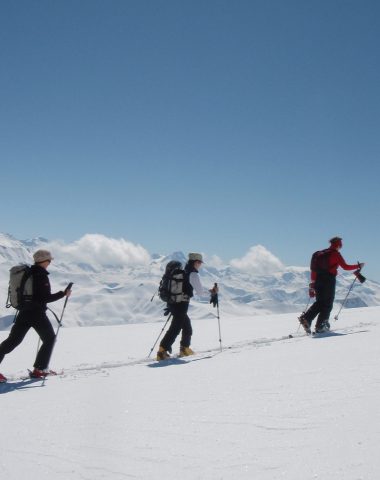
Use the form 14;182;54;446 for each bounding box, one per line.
158;261;188;304
6;265;34;310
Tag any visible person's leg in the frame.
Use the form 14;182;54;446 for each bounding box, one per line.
160;304;185;352
315;276;336;331
32;314;56;370
302;301;321;325
0;313;31;364
180;303;192;348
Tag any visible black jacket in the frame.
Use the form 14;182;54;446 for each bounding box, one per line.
30;265;65;311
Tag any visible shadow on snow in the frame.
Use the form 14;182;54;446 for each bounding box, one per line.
0;378;45;394
147;355;215;368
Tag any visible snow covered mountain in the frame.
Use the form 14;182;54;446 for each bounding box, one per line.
1;232;379;329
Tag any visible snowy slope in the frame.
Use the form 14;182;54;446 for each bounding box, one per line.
1;233;379;329
0;306;379;479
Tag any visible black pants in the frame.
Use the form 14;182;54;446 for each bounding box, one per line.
160;302;192;351
0;309;56;370
304;273;336;329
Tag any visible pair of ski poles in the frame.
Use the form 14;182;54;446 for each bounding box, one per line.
36;283;73;383
299;270;365;325
148;284;223;357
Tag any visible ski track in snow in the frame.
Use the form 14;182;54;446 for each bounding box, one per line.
4;321;373;383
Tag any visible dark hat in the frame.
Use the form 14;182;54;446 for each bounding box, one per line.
329;237;342;248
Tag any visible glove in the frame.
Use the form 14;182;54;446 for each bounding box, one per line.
209;283;219;307
210;292;218;307
63;282;73;296
309;283;316;298
354;270;366;284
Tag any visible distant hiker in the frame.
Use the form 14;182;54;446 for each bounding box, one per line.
156;253;216;361
299;237;364;334
0;250;72;383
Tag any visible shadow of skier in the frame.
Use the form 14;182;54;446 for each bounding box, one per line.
147;354;215;368
0;378;45;394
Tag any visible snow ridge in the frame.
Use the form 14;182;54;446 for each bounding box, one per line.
0;233;379;328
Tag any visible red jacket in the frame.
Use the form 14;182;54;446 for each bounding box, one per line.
311;248;358;281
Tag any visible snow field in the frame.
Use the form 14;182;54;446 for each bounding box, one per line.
1;307;379;479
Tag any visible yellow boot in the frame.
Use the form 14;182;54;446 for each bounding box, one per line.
156;346;170;361
179;346;194;357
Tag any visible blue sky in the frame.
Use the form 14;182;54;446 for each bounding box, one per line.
1;1;379;280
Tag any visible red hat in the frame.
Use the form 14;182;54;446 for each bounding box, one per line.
329;237;342;248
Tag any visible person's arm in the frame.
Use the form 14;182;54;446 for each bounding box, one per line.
189;272;209;297
33;273;65;304
335;252;362;271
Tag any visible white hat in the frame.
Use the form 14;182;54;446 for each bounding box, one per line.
188;253;204;262
33;249;54;263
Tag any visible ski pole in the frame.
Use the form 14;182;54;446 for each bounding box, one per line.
42;283;73;383
334;277;357;321
55;283;73;337
302;297;311;315
36;283;73;361
210;283;222;351
216;300;222;352
148;313;172;357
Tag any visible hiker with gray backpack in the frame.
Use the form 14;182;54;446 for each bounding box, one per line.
156;253;217;361
0;250;72;383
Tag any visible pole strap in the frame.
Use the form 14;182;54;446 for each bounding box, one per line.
47;307;61;325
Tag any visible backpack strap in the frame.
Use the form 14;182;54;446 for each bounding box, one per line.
17;268;33;309
5;289;12;309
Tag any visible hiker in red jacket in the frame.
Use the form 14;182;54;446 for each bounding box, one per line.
299;237;364;334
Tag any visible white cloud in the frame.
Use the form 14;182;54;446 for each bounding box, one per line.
203;254;225;269
230;245;284;274
45;234;150;269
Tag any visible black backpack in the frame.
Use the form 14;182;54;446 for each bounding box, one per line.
159;261;187;304
310;248;332;273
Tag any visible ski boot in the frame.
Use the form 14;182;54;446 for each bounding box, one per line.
156;346;171;361
314;323;329;334
179;346;194;357
0;373;7;383
298;314;311;334
29;368;57;379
